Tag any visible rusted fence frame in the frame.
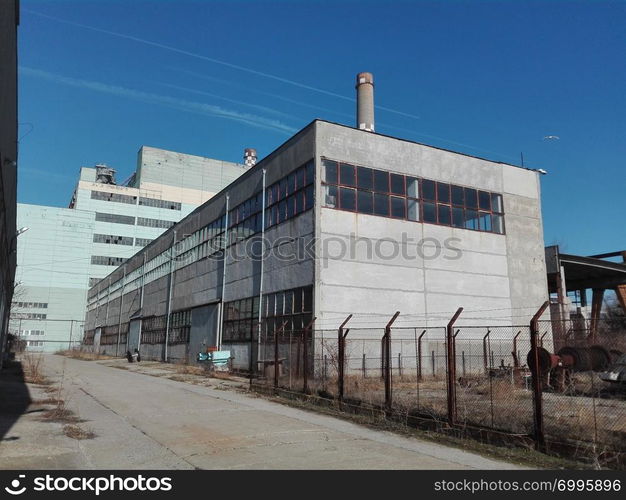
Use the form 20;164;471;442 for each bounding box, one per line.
383;312;401;411
417;329;427;380
273;321;288;390
302;317;317;394
446;308;463;426
337;315;352;403
530;301;550;450
482;329;491;373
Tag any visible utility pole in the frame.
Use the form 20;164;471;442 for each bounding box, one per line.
164;231;177;362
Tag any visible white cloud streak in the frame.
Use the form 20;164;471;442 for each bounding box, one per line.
20;66;298;135
23;9;420;120
156;81;294;120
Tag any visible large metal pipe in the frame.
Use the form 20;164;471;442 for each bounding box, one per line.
356;72;375;132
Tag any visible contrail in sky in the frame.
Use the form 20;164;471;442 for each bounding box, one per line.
155;81;294;120
23;9;421;120
20;66;297;135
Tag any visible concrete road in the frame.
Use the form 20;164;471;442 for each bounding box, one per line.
1;355;526;470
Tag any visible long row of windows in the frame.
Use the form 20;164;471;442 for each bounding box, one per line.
137;217;176;229
92;234;154;247
91;190;181;210
139;197;181;210
88;161;315;306
12;313;47;319
91;255;127;266
93;234;134;245
95;212;136;225
135;237;153;247
21;330;44;336
13;301;48;309
95;212;176;229
321;158;505;234
91;190;137;205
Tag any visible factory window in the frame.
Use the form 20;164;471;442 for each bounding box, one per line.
139;197;182;210
95;212;135;225
14;302;48;309
91;190;137;205
21;330;44;336
141;316;166;344
422;180;436;201
135;238;153;247
12;313;47;319
93;233;134;245
423;202;437;223
339;187;356;211
357;166;373;190
321;157;505;234
136;217;176;229
358;190;374;214
91;255;127;266
406;177;419;198
339;163;356;187
373;193;389;216
464;188;478;209
223;297;259;342
262;159;314;231
390;196;406;219
222;286;313;343
169;310;191;344
322;159;338;184
390;174;405;195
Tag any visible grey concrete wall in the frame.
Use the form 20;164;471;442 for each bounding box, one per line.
314;121;548;333
135;146;247;192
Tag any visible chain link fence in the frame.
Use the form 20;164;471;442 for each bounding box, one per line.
252;310;626;468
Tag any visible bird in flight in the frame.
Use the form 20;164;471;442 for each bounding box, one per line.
543;135;560;140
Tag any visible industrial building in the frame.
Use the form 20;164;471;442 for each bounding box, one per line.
84;73;549;369
12;147;249;351
0;0;19;368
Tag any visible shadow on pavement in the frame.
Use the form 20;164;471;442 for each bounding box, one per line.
0;360;32;441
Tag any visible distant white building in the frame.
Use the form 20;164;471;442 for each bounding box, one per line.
12;146;249;351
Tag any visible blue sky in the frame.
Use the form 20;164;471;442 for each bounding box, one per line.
18;0;625;255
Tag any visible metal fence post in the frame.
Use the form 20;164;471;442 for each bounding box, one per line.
383;311;400;411
338;315;352;403
446;308;463;426
274;322;288;390
302;317;316;394
417;329;426;380
483;330;491;374
530;301;550;451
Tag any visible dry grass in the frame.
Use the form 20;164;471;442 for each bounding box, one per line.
63;424;96;440
21;353;48;385
174;363;206;376
56;349;112;361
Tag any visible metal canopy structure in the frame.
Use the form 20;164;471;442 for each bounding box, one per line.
546;250;626;293
545;246;626;332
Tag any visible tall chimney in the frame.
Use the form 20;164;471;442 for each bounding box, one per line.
356;72;375;132
243;148;257;167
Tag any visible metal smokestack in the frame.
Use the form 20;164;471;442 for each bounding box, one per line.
244;148;257;167
356;72;375;132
